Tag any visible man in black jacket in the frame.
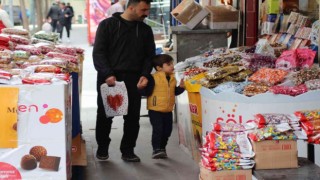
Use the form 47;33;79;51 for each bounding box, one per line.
93;0;155;162
46;2;60;32
57;2;73;42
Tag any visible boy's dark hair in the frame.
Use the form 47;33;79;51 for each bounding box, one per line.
127;0;152;6
152;54;173;70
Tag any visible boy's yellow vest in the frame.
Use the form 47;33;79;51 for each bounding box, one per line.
147;71;176;113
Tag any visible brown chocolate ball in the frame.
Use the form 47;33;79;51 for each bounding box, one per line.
12;123;17;131
21;155;37;170
29;146;47;161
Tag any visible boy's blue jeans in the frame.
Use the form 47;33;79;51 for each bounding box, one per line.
148;110;173;151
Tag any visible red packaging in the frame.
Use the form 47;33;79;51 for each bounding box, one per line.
296;49;316;68
276;50;298;71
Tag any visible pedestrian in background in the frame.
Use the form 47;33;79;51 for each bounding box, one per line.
46;2;60;32
0;0;14;31
66;2;74;30
93;0;155;162
57;2;73;42
106;0;127;17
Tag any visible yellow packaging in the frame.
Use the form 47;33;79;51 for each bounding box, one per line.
0;87;19;148
267;0;280;14
185;73;205;93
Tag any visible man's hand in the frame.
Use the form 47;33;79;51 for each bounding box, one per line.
137;76;148;89
105;76;116;86
179;80;185;88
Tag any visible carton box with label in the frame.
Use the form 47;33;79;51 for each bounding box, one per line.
171;0;209;29
205;5;239;29
252;140;298;169
199;165;252;180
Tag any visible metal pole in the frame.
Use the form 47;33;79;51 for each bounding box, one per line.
8;0;13;24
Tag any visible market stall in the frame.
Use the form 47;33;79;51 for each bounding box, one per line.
0;27;85;179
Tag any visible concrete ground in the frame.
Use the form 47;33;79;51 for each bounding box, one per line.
67;24;200;180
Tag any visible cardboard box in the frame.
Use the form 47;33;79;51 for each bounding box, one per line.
171;0;209;29
199;165;252;180
252;140;298;170
205;5;239;29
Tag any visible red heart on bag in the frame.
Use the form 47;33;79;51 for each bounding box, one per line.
107;94;123;111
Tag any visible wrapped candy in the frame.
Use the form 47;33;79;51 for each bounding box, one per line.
2;28;29;36
75;47;84;54
184;67;207;78
301;120;320;131
305;79;320;90
244;54;276;72
295;110;320;122
212;81;250;94
34;65;63;73
54;73;71;82
296;49;316;68
9;34;30;45
201;157;254;171
13;50;30;60
0;50;12;60
292;67;320;85
33;31;59;42
249;68;288;85
269;84;308;96
34;42;55;54
243;83;270;96
224;69;253;82
308;134;320;143
255;114;293;126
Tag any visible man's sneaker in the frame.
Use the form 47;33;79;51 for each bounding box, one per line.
121;153;141;162
160;149;168;158
152;150;167;159
96;147;109;160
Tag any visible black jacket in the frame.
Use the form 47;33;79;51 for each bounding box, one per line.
57;8;73;25
46;4;60;20
93;13;156;81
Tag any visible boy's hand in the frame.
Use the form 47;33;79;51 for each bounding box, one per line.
137;76;148;89
179;80;185;88
105;76;116;87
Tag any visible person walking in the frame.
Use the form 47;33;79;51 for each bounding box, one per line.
0;0;13;31
93;0;155;162
138;54;185;159
106;0;127;17
57;2;73;42
66;2;74;30
46;2;60;32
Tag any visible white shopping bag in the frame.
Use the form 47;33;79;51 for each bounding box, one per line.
101;81;128;117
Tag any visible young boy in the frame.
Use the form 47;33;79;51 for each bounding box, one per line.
138;54;185;159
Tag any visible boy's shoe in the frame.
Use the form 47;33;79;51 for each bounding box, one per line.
152;150;167;159
121;153;141;162
96;147;109;160
160;149;168;158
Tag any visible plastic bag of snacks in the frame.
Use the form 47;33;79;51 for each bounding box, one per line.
15;45;41;55
40;59;68;68
0;50;13;60
249;68;288;85
292;67;320;85
28;55;42;62
296;49;316;68
55;45;77;56
243;83;270;96
101;82;128;117
13;50;30;60
295;110;320;122
248;126;297;141
212;122;257;132
255;39;275;57
205;66;244;81
254;113;299;128
46;52;78;64
245;54;276;72
2;28;29;36
9;34;30;45
269;84;308;96
0;69;12;80
53;73;71;82
34;65;63;73
22;73;53;84
212;81;249;94
301;120;320;131
275;50;298;71
224;69;253;82
201;156;255;171
305;79;320;90
34;42;55;54
33;31;59;42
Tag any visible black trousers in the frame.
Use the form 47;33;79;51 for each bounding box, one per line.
96;73;141;155
51;19;58;32
148;110;173;151
58;23;70;39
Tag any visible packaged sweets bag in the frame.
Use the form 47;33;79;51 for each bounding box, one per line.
101;82;128;117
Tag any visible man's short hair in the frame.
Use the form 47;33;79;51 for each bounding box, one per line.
127;0;152;7
152;54;173;70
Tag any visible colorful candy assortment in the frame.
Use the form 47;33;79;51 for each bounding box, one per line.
295;110;320;144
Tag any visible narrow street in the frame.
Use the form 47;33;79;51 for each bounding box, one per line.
68;24;199;180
